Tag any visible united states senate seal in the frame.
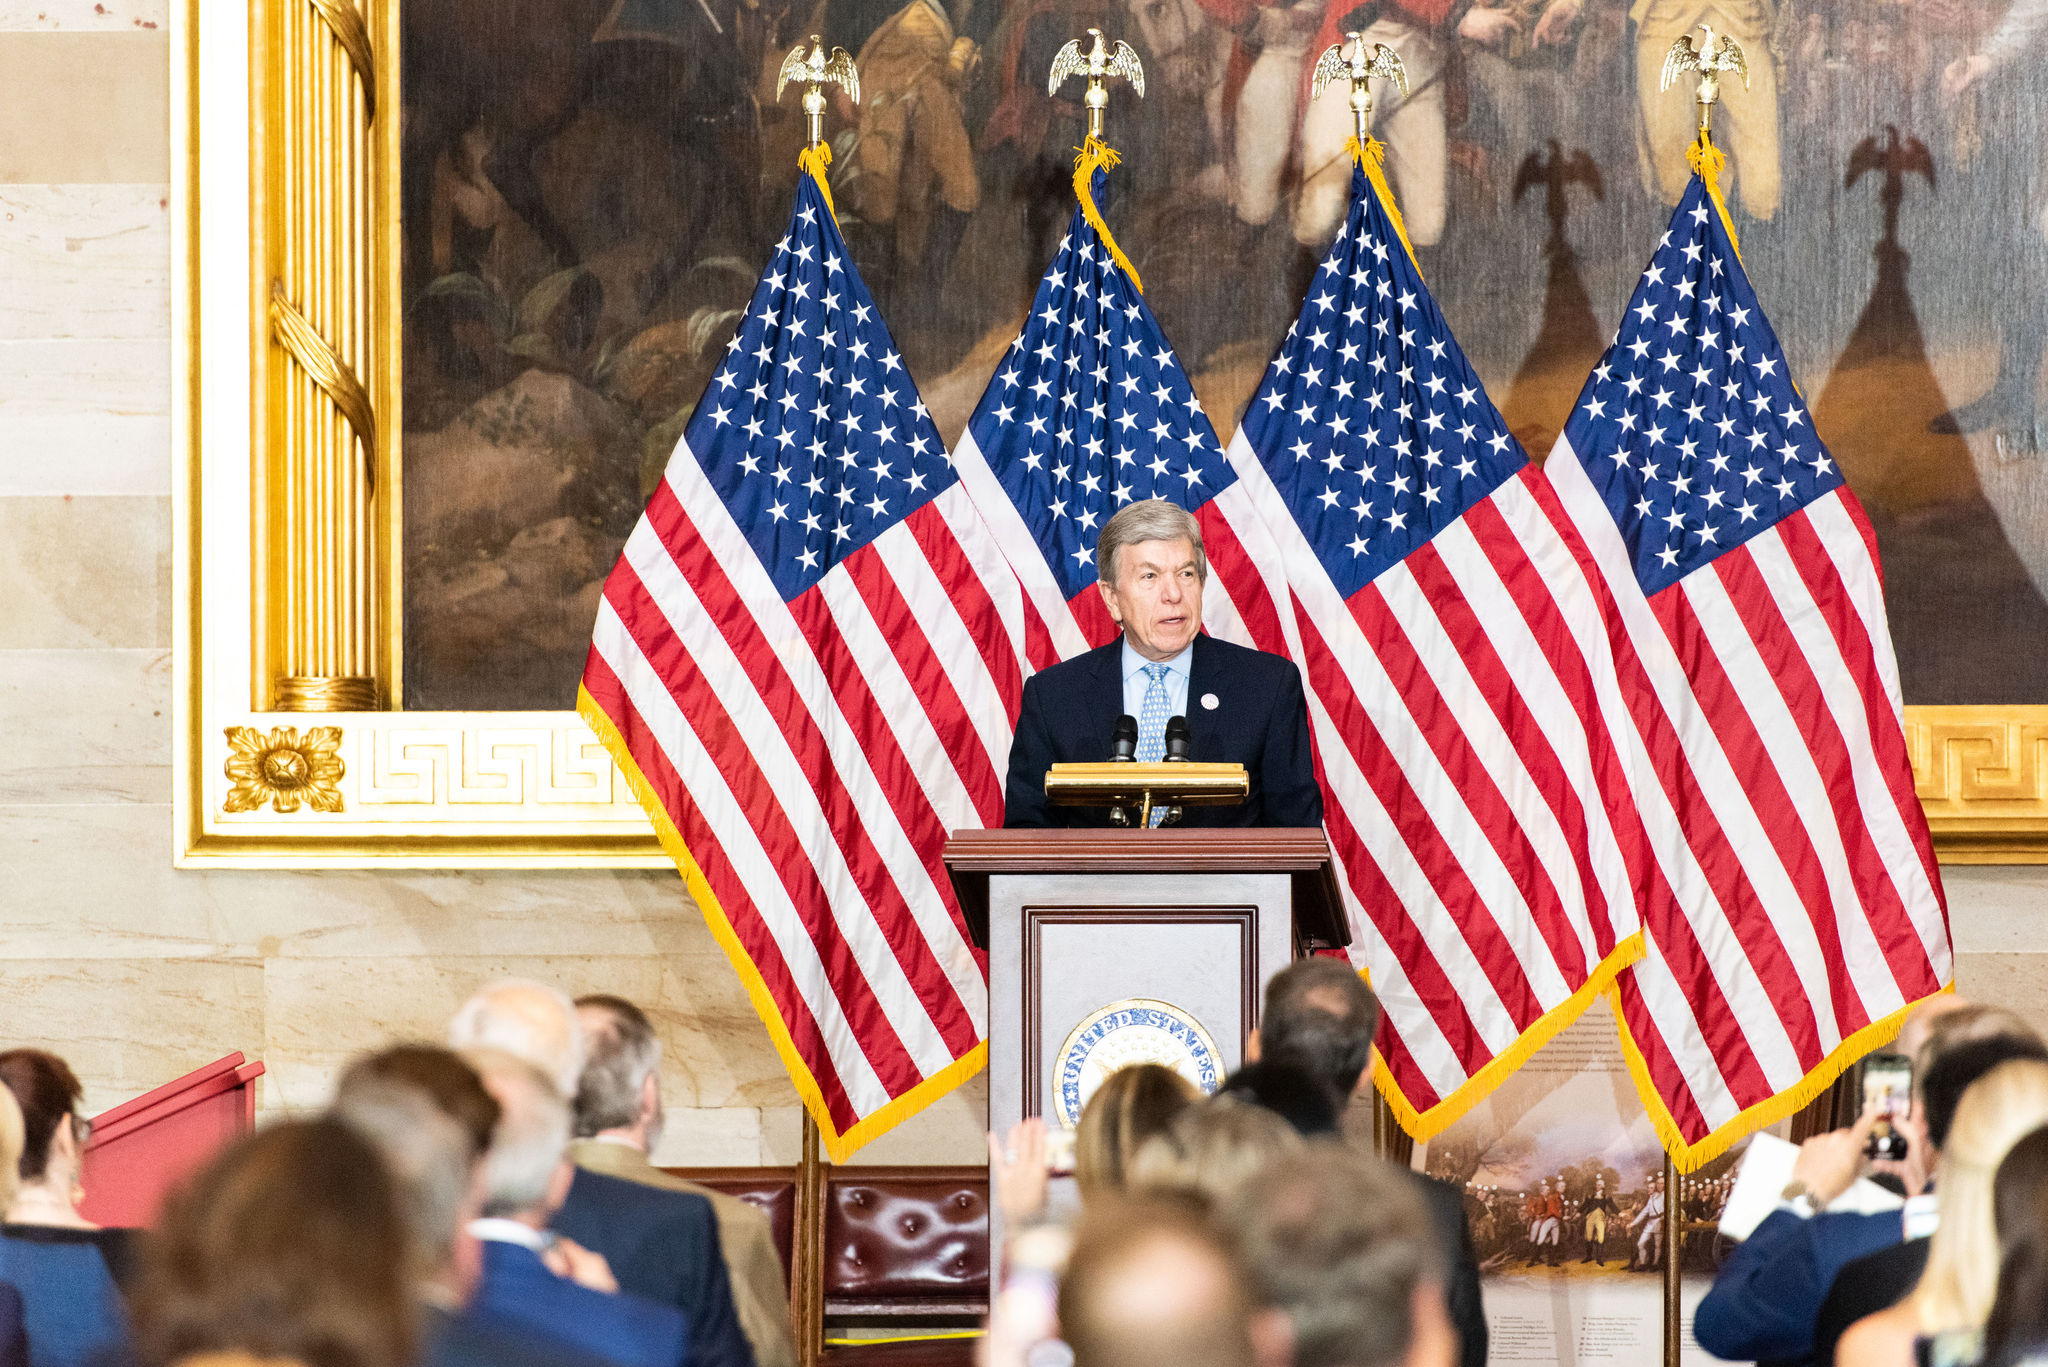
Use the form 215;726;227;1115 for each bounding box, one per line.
1053;998;1222;1127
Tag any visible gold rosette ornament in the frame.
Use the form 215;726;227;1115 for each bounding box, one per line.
224;726;346;814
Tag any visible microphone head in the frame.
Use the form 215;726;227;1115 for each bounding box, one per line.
1163;714;1191;762
1111;714;1138;762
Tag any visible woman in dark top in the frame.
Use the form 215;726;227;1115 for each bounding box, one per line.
0;1050;134;1367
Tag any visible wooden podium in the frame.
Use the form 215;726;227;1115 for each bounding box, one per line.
79;1052;265;1228
944;828;1346;1193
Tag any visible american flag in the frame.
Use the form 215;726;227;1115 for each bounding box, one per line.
1544;174;1953;1160
951;167;1292;664
1222;160;1648;1135
579;173;1021;1160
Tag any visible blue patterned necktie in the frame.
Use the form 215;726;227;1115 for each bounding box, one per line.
1136;661;1172;763
1136;662;1172;825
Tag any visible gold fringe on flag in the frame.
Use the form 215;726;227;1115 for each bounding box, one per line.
800;142;839;221
1072;135;1144;292
1349;135;1421;280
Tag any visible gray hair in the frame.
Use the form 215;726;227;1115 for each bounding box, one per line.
449;979;584;1099
1224;1143;1442;1367
330;1075;477;1277
466;1050;571;1220
574;994;662;1138
1096;499;1207;588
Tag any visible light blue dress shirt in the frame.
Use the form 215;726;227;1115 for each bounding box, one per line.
1120;637;1193;722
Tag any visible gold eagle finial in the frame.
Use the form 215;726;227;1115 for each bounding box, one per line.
1659;24;1748;137
1049;27;1145;142
1311;33;1409;148
777;36;860;149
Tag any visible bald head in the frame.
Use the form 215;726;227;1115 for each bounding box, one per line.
1060;1197;1257;1367
449;980;583;1098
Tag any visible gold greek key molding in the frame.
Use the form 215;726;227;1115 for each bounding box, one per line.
308;0;376;118
1901;707;2048;861
268;283;377;488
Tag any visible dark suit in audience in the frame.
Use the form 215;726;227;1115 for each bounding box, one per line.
469;1237;688;1367
420;1301;621;1367
1410;1175;1489;1367
0;1225;134;1367
1812;1237;1931;1366
1691;1207;1909;1367
551;1168;754;1367
0;1283;25;1367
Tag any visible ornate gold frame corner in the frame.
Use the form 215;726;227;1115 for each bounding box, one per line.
171;2;2048;867
173;0;663;868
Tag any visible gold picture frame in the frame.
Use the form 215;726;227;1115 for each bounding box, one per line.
171;0;2048;867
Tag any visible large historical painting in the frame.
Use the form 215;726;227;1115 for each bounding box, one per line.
397;0;2048;712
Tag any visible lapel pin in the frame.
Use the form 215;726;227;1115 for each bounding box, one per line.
1201;693;1220;710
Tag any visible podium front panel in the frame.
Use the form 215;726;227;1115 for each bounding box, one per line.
987;871;1293;1153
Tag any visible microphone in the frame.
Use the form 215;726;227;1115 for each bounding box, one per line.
1110;714;1138;762
1163;715;1191;762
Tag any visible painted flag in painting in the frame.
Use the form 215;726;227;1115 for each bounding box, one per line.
1220;149;1648;1137
1542;167;1953;1162
579;166;1025;1160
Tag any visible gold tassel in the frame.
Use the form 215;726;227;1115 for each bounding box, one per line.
1072;136;1144;293
1687;130;1743;262
1349;135;1422;281
799;142;838;222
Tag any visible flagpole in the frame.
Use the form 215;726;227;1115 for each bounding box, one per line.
1663;1153;1681;1367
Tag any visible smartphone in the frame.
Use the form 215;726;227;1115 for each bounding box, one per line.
1863;1054;1912;1160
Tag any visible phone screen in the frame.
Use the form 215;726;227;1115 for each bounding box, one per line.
1863;1054;1913;1160
1863;1054;1913;1119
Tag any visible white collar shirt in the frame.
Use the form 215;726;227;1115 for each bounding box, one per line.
1119;637;1193;724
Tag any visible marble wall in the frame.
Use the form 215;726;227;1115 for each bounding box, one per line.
0;3;2039;1171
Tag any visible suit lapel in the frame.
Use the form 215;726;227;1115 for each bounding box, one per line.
1187;633;1225;762
1091;639;1124;753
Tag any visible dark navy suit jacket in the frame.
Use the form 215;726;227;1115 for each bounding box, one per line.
1691;1207;1906;1367
1002;634;1322;828
470;1238;687;1367
0;1283;24;1367
552;1168;754;1367
421;1300;622;1367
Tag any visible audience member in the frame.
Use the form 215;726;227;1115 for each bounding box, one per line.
1697;1006;2047;1367
1224;1143;1457;1367
1835;1060;2048;1367
128;1117;414;1367
572;995;795;1367
1816;1038;2048;1363
0;1049;134;1367
1128;1094;1305;1208
1058;1195;1262;1367
465;1049;689;1367
0;1087;30;1367
330;1051;613;1367
1245;960;1486;1367
449;981;586;1099
1216;1061;1340;1138
449;983;754;1367
1974;1125;2048;1367
1074;1064;1200;1201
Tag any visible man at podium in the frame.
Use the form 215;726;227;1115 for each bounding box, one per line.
1003;500;1323;828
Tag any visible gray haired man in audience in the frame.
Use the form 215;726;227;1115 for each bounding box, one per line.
448;979;757;1367
573;993;798;1367
1227;1145;1458;1367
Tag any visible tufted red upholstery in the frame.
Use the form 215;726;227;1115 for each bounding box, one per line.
661;1167;799;1286
824;1166;989;1314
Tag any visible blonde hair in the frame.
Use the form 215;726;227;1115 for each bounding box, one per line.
1074;1064;1200;1200
1128;1094;1303;1208
1912;1059;2048;1332
0;1085;21;1211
